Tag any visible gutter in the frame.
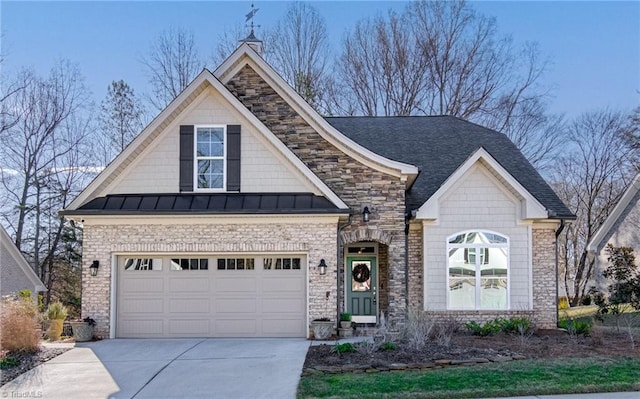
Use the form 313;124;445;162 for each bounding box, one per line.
404;211;411;320
336;216;351;326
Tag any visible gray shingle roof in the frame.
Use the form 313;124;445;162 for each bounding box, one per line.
63;193;343;215
325;115;574;219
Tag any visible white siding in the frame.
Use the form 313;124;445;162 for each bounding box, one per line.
109;87;313;195
423;163;531;310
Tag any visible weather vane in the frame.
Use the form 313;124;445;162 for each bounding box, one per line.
245;3;261;33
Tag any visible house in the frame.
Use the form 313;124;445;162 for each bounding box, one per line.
0;225;46;304
587;174;640;287
62;40;574;339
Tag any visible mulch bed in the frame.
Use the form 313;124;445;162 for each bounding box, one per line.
1;347;70;386
303;329;639;373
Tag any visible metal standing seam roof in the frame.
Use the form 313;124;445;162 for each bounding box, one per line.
63;193;344;215
325;115;574;219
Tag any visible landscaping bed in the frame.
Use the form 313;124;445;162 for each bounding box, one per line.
0;346;70;386
303;328;639;373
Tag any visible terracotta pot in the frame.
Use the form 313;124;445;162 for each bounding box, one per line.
47;319;64;341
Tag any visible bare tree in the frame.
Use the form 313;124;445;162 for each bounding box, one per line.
266;2;330;110
97;80;145;163
211;23;252;66
552;109;639;306
141;27;203;112
333;0;558;168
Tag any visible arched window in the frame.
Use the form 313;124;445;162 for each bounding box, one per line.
447;231;509;310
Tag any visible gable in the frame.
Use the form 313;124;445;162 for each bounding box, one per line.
106;86;314;196
66;70;349;213
588;173;640;253
415;148;548;221
0;226;46;293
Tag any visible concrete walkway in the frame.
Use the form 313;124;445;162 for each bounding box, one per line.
0;338;310;399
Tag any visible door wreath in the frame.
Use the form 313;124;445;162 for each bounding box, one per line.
352;263;370;283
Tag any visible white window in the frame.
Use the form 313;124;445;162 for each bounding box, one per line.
195;126;226;190
447;231;509;310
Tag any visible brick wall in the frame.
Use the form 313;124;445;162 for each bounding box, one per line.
82;219;336;338
225;65;408;322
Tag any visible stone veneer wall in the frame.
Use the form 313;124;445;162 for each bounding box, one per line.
407;223;423;312
82;220;336;338
531;227;557;329
225;65;408;322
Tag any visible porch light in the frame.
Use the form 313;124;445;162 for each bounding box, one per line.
362;207;371;223
90;260;100;277
318;259;327;275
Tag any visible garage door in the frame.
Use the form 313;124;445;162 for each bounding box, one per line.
116;255;306;338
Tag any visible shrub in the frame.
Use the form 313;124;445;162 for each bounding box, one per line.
45;302;68;321
580;294;592;306
465;320;501;336
402;310;436;350
559;318;592;336
339;312;351;322
0;356;20;369
18;289;32;301
499;317;533;335
558;296;570;310
380;341;396;351
0;297;41;353
333;342;356;354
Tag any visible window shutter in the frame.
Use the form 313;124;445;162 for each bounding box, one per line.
179;125;194;192
227;125;241;192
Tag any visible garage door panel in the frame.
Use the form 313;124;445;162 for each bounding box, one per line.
119;319;164;336
117;255;306;338
120;298;164;314
262;298;304;313
169;319;209;335
169;278;208;292
215;278;257;292
262;319;305;335
122;278;163;293
169;298;210;313
262;276;304;292
216;319;257;335
216;298;256;313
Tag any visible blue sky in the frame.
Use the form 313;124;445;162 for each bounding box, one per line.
1;1;638;119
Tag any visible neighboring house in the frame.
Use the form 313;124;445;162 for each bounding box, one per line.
62;40;574;339
0;225;46;304
587;174;640;288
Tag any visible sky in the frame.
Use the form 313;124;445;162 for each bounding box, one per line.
0;1;638;120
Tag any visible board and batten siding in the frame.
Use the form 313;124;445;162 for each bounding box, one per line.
107;86;313;195
423;163;531;311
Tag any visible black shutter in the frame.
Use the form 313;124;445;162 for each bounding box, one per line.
227;125;241;192
179;125;194;192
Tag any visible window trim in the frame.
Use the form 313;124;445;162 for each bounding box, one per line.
446;230;510;311
194;124;227;191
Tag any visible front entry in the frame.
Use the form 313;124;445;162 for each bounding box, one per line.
346;256;377;323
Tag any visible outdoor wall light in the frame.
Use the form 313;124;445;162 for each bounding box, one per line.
362;206;371;223
90;260;100;277
318;259;327;275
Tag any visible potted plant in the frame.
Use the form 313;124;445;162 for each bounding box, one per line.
310;318;334;340
45;302;68;341
339;312;352;329
70;317;96;342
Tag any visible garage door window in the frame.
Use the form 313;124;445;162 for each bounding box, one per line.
264;257;301;270
217;258;255;270
124;258;162;271
171;258;208;270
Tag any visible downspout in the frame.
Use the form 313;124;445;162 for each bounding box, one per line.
555;219;566;328
404;212;411;320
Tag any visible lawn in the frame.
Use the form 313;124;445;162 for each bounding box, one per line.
297;357;640;399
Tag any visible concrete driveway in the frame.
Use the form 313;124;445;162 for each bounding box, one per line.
0;338;311;399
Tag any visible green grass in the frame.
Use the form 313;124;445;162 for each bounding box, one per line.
297;357;640;399
559;305;599;320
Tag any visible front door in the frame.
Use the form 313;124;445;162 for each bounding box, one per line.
346;256;377;323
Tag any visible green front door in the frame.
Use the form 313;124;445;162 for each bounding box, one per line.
346;257;377;322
